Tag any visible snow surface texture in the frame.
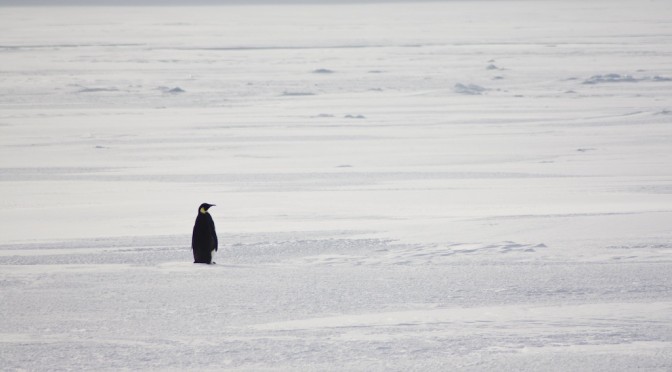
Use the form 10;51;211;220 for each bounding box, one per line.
1;1;672;370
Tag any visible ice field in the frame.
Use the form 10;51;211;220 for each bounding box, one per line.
1;1;672;370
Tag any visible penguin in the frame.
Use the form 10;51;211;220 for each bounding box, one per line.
192;203;218;264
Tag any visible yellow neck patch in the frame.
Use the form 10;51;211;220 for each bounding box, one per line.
200;207;208;214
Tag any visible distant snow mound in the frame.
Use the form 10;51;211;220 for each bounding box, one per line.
582;74;638;84
157;86;185;94
652;75;672;82
486;64;500;70
344;114;366;119
454;83;487;95
582;74;672;84
313;68;334;74
282;91;315;96
76;86;119;93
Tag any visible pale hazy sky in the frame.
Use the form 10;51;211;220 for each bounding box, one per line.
0;0;453;5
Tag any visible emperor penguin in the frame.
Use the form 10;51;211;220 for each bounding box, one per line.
192;203;218;264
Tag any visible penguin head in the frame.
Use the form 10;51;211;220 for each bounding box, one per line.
199;203;215;214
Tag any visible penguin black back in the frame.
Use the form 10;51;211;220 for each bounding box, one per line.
192;203;218;264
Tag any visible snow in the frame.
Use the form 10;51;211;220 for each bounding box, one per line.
1;1;672;370
582;73;672;85
453;83;487;95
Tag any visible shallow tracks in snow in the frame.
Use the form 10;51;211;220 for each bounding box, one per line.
286;241;547;267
